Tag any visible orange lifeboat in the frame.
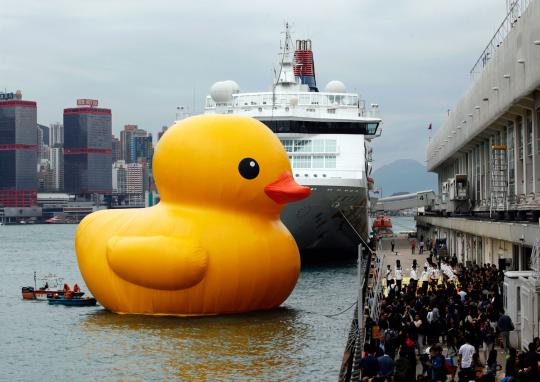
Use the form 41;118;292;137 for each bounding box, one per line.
372;215;393;235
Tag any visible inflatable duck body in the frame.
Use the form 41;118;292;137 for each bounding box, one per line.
75;115;311;315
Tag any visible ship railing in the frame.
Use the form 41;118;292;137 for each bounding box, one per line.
470;0;531;80
205;92;367;111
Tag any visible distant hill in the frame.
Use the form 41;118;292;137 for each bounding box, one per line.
372;159;437;197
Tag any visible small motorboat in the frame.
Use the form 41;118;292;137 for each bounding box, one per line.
47;296;97;307
21;273;85;300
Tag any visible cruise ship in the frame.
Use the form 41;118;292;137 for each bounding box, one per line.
203;25;382;260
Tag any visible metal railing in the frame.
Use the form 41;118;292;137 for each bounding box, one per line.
470;0;532;80
367;254;386;322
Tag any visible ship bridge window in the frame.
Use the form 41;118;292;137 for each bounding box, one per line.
366;123;378;135
325;140;337;153
312;140;325;153
262;120;379;135
280;138;337;154
294;140;312;153
282;139;293;152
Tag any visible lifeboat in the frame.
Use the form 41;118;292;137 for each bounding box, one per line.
367;177;375;190
372;215;393;236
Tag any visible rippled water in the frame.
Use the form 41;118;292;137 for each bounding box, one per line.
1;218;417;381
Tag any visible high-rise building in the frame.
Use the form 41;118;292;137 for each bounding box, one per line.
38;124;49;145
112;160;127;193
126;162;144;194
49;123;63;146
120;124;137;163
157;125;168;141
37;124;50;164
63;99;112;195
112;160;144;195
133;133;153;165
111;134;121;163
120;125;154;167
50;146;64;191
0;93;38;207
128;128;145;163
37;159;54;192
49;123;64;192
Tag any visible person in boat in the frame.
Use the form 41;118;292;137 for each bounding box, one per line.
63;283;70;292
73;283;80;293
40;282;49;291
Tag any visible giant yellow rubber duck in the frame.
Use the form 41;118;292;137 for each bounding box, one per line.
75;115;311;315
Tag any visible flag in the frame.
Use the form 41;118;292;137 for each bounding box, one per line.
428;123;432;130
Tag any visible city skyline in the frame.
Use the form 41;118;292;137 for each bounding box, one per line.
1;0;507;169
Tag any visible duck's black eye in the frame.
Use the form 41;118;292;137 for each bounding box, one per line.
238;158;259;179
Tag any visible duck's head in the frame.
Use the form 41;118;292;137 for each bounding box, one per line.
153;115;310;215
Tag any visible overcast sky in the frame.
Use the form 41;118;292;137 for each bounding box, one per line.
1;1;507;169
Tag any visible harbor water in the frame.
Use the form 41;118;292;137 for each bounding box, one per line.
0;217;414;381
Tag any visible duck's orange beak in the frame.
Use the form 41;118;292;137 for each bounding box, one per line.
264;172;311;204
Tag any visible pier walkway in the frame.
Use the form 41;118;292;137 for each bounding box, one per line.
359;235;515;382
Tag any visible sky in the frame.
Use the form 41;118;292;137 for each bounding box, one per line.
1;0;508;169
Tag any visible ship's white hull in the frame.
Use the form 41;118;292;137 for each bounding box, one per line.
281;182;369;260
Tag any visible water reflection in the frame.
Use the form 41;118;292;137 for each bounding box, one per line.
81;308;309;380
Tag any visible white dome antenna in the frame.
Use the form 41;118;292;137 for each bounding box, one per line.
210;81;239;104
325;80;346;93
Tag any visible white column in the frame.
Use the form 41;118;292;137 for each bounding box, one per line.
532;107;538;194
514;119;521;196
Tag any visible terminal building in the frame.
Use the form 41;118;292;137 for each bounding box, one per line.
0;91;38;208
63;99;112;196
417;1;540;350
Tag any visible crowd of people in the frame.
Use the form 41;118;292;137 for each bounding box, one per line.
358;247;540;382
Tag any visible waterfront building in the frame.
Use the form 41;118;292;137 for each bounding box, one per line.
418;1;540;349
63;99;112;195
0;91;38;207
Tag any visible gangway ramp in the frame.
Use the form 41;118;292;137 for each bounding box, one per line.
373;190;435;212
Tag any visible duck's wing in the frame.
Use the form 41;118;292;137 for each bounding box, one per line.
106;236;208;290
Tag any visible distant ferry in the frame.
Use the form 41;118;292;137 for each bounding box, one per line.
201;24;383;259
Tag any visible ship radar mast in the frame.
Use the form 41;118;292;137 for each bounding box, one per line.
274;22;297;88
